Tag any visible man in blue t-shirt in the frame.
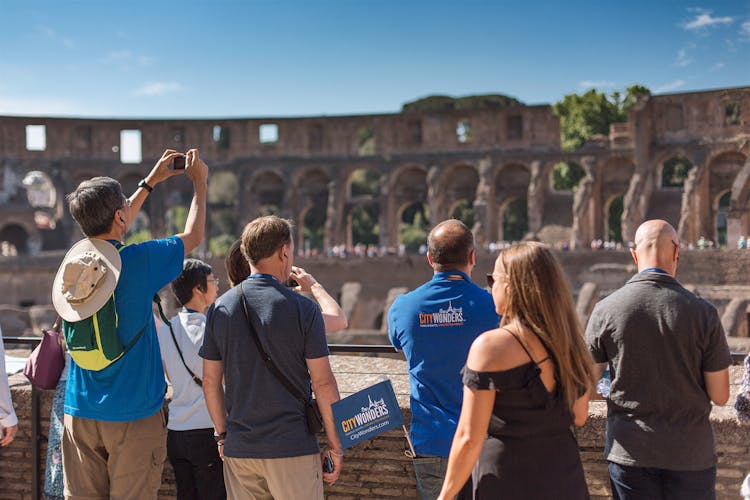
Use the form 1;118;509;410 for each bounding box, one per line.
53;149;208;499
388;219;499;500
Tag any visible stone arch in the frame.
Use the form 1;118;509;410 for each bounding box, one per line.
604;193;625;243
498;197;528;242
728;156;750;245
714;189;732;247
658;155;693;188
642;154;694;227
208;170;241;254
397;200;429;252
693;151;748;245
431;163;479;224
342;166;382;248
293;168;330;250
246;169;286;221
387;164;428;248
599;156;635;241
491;163;530;242
0;223;30;255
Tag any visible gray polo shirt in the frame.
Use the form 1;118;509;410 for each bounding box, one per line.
585;272;731;471
200;274;329;459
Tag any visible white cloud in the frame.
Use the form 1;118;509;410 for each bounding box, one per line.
132;82;183;97
579;80;616;89
675;48;693;67
683;10;734;30
742;19;750;37
710;62;725;71
654;80;686;93
35;25;75;49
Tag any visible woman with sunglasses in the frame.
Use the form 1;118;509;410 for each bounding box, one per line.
438;242;594;499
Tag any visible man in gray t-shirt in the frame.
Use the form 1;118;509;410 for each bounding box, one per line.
200;216;343;500
585;220;731;500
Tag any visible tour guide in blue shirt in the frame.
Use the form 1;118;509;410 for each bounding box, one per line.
388;219;499;500
52;149;208;500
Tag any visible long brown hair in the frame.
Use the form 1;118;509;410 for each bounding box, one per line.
498;242;593;409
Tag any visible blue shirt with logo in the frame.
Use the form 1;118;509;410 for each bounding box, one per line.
388;271;499;456
64;236;184;422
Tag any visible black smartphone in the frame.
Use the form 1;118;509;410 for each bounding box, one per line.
323;455;334;473
285;278;299;288
170;155;186;170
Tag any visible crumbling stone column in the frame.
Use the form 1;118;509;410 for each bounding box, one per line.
571;156;598;248
575;282;599;328
621;169;654;244
471;157;492;249
677;151;708;244
427;165;445;226
323;178;343;249
721;298;749;338
527;160;545;236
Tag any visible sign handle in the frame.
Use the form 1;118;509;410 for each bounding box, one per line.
403;425;415;457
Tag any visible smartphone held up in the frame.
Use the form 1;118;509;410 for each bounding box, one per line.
170;154;186;170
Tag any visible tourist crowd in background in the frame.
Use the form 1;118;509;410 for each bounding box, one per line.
0;150;749;500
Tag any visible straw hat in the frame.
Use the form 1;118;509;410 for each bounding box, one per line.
52;238;122;322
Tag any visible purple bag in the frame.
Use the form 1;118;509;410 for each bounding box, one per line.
23;318;65;390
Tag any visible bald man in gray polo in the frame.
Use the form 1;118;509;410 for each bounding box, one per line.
585;220;731;500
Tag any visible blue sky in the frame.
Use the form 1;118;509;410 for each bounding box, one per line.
1;0;749;118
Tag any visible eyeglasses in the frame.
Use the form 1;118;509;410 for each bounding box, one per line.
486;273;508;288
209;278;220;286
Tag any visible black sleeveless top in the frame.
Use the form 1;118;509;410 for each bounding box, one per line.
462;329;589;499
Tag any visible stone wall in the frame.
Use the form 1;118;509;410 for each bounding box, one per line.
3;250;750;336
0;87;748;255
1;357;748;499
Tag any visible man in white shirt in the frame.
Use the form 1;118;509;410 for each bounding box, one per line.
157;259;223;500
0;326;18;446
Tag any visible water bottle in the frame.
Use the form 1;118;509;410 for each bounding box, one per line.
596;369;611;398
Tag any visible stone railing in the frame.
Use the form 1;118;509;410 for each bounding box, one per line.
1;356;748;499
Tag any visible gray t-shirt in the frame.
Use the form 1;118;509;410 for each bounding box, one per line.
585;272;732;471
200;274;329;459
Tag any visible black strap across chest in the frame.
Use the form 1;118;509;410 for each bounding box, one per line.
503;328;551;366
236;284;311;405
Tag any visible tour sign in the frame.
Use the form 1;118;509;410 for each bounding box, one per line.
332;379;405;449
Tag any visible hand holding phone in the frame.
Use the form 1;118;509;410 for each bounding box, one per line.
323;455;334;473
170;155;186;170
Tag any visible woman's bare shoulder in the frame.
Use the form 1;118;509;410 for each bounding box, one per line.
467;327;527;372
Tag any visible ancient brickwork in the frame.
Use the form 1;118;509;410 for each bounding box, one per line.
1;361;748;499
0;87;748;254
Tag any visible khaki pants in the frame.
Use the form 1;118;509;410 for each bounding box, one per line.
62;408;167;500
223;453;323;500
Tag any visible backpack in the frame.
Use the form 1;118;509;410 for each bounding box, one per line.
61;243;149;371
62;293;150;371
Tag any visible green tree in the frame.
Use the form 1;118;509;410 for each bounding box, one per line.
607;195;624;242
350;168;380;196
402;94;523;113
303;204;327;249
400;203;430;252
552;162;586;191
451;200;475;228
350;205;379;245
553;84;650;151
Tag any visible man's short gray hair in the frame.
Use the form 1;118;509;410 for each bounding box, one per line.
66;177;125;237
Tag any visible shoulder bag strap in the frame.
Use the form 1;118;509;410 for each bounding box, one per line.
154;294;202;387
236;284;309;404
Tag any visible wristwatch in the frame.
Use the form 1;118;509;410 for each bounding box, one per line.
213;431;226;443
137;179;154;193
